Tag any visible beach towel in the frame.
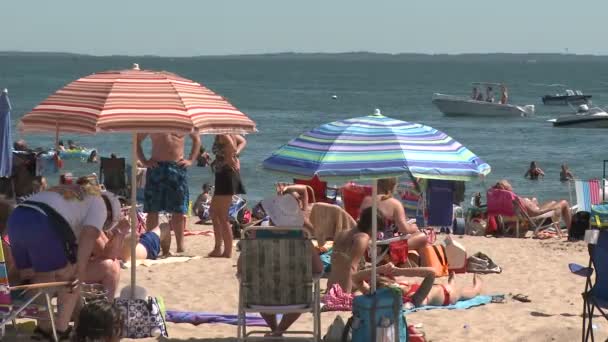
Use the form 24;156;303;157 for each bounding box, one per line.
321;283;354;312
403;295;493;314
165;311;268;326
575;179;602;212
122;256;201;268
309;202;356;246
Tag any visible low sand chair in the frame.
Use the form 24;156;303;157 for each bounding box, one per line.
569;229;608;341
0;240;70;341
570;179;603;213
237;226;321;341
293;175;337;204
340;182;372;220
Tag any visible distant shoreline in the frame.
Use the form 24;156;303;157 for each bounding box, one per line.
1;51;608;62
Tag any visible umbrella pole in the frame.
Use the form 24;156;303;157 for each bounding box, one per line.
371;179;378;294
130;133;138;298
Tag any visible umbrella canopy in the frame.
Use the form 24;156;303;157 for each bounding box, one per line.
18;65;256;298
262;112;490;181
19;64;256;135
0;89;12;178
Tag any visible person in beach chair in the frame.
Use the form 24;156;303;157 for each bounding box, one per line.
569;229;608;341
489;180;572;236
353;263;482;309
237;225;323;340
99;156;128;197
359;178;428;251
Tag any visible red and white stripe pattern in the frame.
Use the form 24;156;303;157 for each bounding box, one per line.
19;65;257;135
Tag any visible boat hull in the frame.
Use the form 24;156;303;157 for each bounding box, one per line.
432;94;534;117
542;95;591;106
553;116;608;128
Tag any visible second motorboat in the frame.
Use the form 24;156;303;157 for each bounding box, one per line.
549;104;608;128
432;82;535;117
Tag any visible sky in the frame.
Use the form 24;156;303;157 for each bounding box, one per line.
1;0;607;57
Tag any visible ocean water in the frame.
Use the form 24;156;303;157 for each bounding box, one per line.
2;54;608;205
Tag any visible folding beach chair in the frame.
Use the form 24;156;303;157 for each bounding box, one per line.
0;240;70;341
99;156;128;197
486;188;558;238
237;226;321;341
341;182;372;220
294;175;337;204
569;229;608;342
570;179;603;213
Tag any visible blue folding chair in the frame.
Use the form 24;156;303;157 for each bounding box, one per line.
569;229;608;341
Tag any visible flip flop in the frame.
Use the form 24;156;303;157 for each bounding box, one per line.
512;294;531;303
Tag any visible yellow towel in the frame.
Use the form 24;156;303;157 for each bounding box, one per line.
309;203;356;247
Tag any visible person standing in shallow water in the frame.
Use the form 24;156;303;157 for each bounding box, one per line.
136;132;200;254
525;161;545;180
209;134;246;258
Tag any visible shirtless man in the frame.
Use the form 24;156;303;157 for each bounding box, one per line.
136;132;200;254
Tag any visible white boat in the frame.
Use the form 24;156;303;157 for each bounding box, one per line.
432;93;535;117
548;105;608;128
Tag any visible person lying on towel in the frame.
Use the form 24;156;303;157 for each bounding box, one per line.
353;263;482;309
493;179;572;231
94;220;171;261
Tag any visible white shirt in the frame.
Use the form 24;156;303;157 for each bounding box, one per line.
27;191;107;237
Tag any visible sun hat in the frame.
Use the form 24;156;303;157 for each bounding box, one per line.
101;190;122;230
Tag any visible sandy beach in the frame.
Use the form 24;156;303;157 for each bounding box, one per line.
4;220;594;342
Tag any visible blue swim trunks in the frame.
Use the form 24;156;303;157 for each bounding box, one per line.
144;162;189;214
139;231;161;260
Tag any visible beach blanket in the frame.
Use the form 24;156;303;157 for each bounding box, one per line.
165;311;268;326
403;295;493;314
122;256;201;268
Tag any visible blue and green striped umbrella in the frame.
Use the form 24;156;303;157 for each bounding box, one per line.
262;112;491;181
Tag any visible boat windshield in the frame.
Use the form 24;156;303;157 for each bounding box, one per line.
588;108;605;115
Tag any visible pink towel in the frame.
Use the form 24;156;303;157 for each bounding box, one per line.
321;284;354;311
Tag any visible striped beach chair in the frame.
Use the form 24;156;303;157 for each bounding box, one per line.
237;226;321;341
572;179;603;212
0;240;69;342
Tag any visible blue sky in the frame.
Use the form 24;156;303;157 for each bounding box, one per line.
2;0;606;56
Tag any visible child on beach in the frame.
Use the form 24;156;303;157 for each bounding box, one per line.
193;183;212;223
75;300;123;342
97;220;171;261
525;161;545;180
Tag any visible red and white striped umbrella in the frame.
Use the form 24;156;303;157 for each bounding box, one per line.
18;64;256;298
19;64;257;134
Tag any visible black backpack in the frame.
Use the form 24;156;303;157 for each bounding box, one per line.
569;211;590;241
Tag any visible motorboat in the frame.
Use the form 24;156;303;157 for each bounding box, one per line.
542;89;592;106
432;83;535;117
548;105;608;128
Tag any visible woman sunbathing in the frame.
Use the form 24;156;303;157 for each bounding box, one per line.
93;221;171;262
494;179;572;231
354;263;482;308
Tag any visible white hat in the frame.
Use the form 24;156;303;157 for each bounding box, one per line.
101;191;122;230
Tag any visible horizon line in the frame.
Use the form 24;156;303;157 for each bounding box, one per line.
1;50;608;59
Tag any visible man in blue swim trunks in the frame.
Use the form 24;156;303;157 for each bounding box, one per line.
137;132;200;254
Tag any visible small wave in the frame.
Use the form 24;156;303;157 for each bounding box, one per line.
530;83;567;87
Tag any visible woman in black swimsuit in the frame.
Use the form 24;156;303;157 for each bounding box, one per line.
208;134;246;258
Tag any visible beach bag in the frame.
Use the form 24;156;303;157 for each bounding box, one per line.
444;235;467;274
466;217;487;236
590;204;608;228
570;211;590;241
345;287;407;342
419;244;449;277
114;296;168;338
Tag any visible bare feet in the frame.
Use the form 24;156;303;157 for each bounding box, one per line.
207;249;223;258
